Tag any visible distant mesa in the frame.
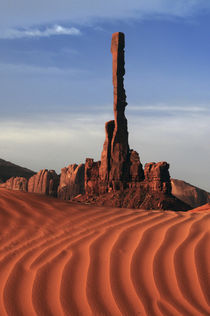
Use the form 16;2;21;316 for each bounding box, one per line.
0;158;35;182
1;32;208;211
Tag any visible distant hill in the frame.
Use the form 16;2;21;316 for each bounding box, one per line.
0;158;35;182
171;179;210;208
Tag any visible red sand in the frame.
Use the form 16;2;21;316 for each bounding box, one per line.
0;188;209;316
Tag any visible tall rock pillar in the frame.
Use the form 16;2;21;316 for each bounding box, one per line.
109;32;129;189
99;32;130;192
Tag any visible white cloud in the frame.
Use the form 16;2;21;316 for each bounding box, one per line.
0;1;210;30
129;103;210;114
0;25;81;39
0;108;209;191
0;62;85;76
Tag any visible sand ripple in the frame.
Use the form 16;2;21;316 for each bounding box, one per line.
0;189;209;316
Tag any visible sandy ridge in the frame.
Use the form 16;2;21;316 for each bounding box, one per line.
0;189;209;316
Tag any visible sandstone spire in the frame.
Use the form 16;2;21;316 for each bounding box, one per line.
100;32;130;191
110;32;129;187
80;32;190;210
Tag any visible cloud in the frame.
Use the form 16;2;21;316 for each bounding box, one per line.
0;25;81;39
0;107;209;191
0;1;210;30
0;62;86;76
129;103;210;114
0;112;107;173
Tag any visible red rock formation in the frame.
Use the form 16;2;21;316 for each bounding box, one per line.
99;120;115;192
100;32;130;191
75;184;190;211
109;32;130;186
57;164;85;200
28;169;59;197
79;158;190;210
3;177;28;191
129;150;144;184
85;159;100;197
73;32;190;211
144;161;171;194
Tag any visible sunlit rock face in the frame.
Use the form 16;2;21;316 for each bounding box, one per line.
2;177;28;192
28;169;59;197
57;164;85;200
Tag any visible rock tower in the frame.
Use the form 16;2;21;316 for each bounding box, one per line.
100;32;130;192
83;32;190;211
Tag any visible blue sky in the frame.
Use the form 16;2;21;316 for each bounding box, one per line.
0;0;210;191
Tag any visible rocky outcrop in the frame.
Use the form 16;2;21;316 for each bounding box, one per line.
1;177;28;191
28;169;59;197
109;32;130;186
125;162;188;210
144;162;171;194
129;150;144;184
74;184;190;211
0;158;35;182
85;159;100;197
99;120;115;191
57;164;85;200
77;159;190;211
171;179;210;208
81;32;190;211
100;32;130;192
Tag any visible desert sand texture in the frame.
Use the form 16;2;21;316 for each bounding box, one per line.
0;188;209;316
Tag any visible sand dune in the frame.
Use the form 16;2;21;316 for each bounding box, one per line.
0;189;209;316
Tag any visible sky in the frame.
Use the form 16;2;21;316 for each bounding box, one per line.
0;0;210;191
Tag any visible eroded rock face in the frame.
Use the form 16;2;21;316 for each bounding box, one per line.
57;164;85;200
144;161;171;194
85;158;100;197
109;32;130;185
100;32;130;191
129;150;144;184
99;120;115;184
79;32;190;211
3;177;28;191
28;169;59;197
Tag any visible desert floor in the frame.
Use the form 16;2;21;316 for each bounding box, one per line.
0;188;209;316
